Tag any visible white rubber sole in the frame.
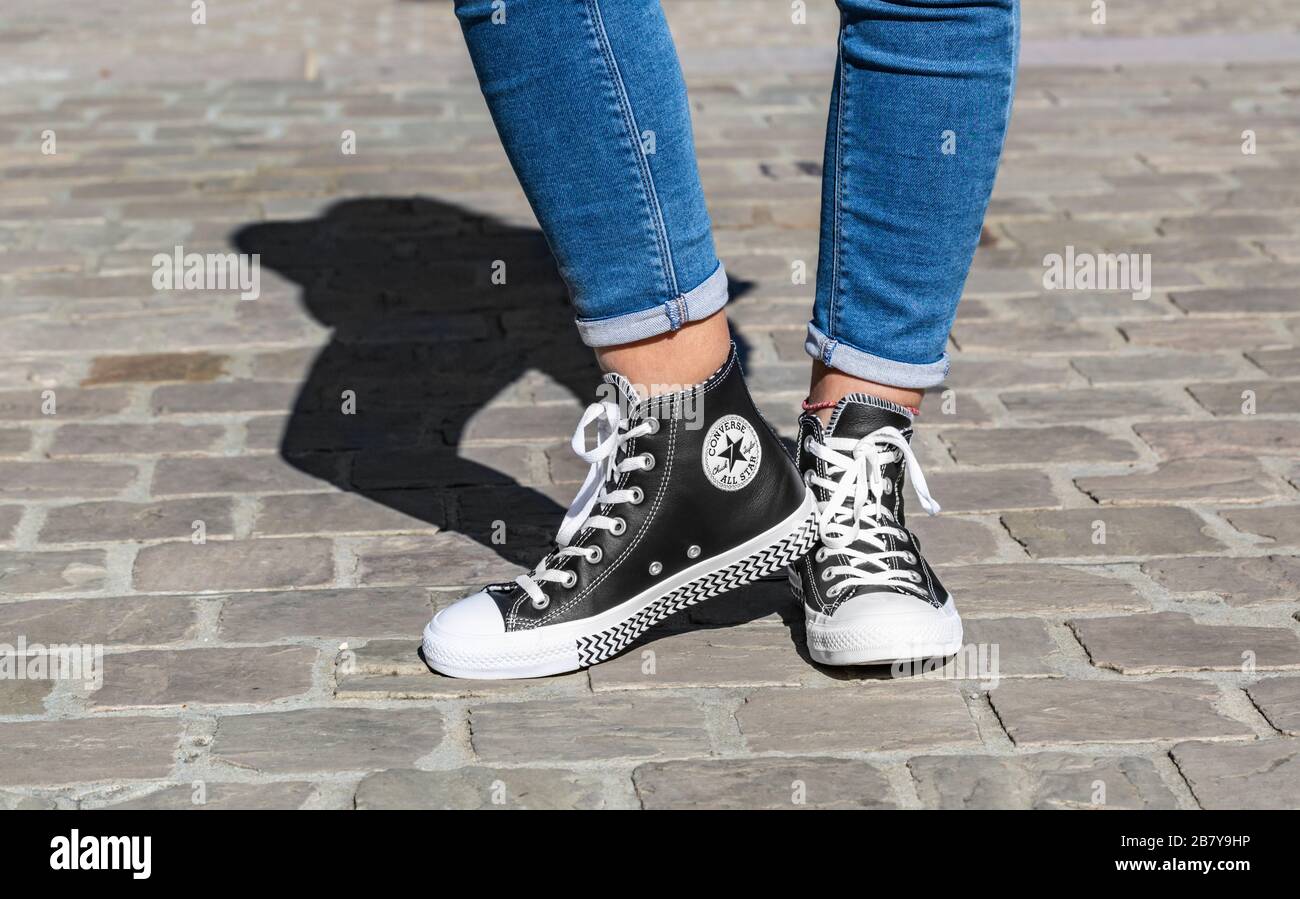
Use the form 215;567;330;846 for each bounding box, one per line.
793;572;964;666
423;490;818;679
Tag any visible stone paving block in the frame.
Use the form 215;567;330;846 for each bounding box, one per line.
211;708;444;774
1141;555;1300;606
471;695;712;762
937;563;1150;616
988;678;1253;745
217;587;436;641
1221;505;1300;548
1119;318;1283;351
107;781;319;810
133;537;334;592
0;717;181;786
0;594;198;645
0;678;53;715
1246;678;1300;735
1075;457;1283;505
1246;347;1300;377
0;460;138;499
909;752;1178;809
350;532;520;587
1070;352;1250;384
737;683;978;753
1170;287;1299;315
40;497;234;543
1070;612;1300;674
83;352;228;385
1002;507;1226;559
953;321;1115;353
355;767;608;810
49;422;226;456
999;387;1189;422
939;426;1139;465
907;516;1005;564
1171;740;1300;810
0;429;33;457
1188;381;1300;416
946;357;1072;389
92;646;317;707
959;617;1063;678
1134;419;1300;459
0;549;108;595
589;625;807;691
0;387;129;420
634;757;897;810
252;491;440;536
0;505;21;541
152;455;332;496
925;469;1059;513
151;380;300;414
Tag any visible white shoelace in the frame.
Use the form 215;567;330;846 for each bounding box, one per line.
805;427;940;599
515;400;656;609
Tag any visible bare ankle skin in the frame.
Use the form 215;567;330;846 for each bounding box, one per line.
594;309;731;397
807;359;924;425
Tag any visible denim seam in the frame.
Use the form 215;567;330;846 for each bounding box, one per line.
827;12;847;341
584;0;680;307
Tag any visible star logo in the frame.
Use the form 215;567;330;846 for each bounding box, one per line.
702;415;762;491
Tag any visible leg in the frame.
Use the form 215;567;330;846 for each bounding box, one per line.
455;0;729;391
807;0;1020;417
427;1;815;679
793;0;1020;666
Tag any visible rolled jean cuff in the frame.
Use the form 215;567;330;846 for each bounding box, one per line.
805;322;950;389
574;262;729;348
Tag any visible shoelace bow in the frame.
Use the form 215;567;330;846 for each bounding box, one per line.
806;426;940;599
515;400;655;609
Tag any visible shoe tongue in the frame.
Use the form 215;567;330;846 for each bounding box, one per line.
825;393;913;439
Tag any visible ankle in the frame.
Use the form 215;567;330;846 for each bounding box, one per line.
595;310;730;397
806;360;923;424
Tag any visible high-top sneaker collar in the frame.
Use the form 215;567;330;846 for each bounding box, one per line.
822;392;913;438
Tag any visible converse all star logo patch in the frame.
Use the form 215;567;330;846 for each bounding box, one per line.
702;414;762;491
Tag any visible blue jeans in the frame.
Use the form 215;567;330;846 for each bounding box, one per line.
456;0;1019;388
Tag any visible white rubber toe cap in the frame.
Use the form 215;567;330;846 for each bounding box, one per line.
428;590;506;637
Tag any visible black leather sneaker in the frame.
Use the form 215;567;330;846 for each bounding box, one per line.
423;345;817;678
791;394;962;665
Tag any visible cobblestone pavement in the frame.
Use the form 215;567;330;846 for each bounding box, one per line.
1;1;1298;810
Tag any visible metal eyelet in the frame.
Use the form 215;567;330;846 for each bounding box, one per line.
648;561;663;576
802;437;814;452
562;571;578;588
628;486;644;505
905;552;916;564
686;544;701;559
815;548;827;563
643;417;660;435
826;586;840;599
586;545;603;564
821;569;834;582
531;596;549;610
803;469;813;487
609;517;627;536
639;453;655;471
